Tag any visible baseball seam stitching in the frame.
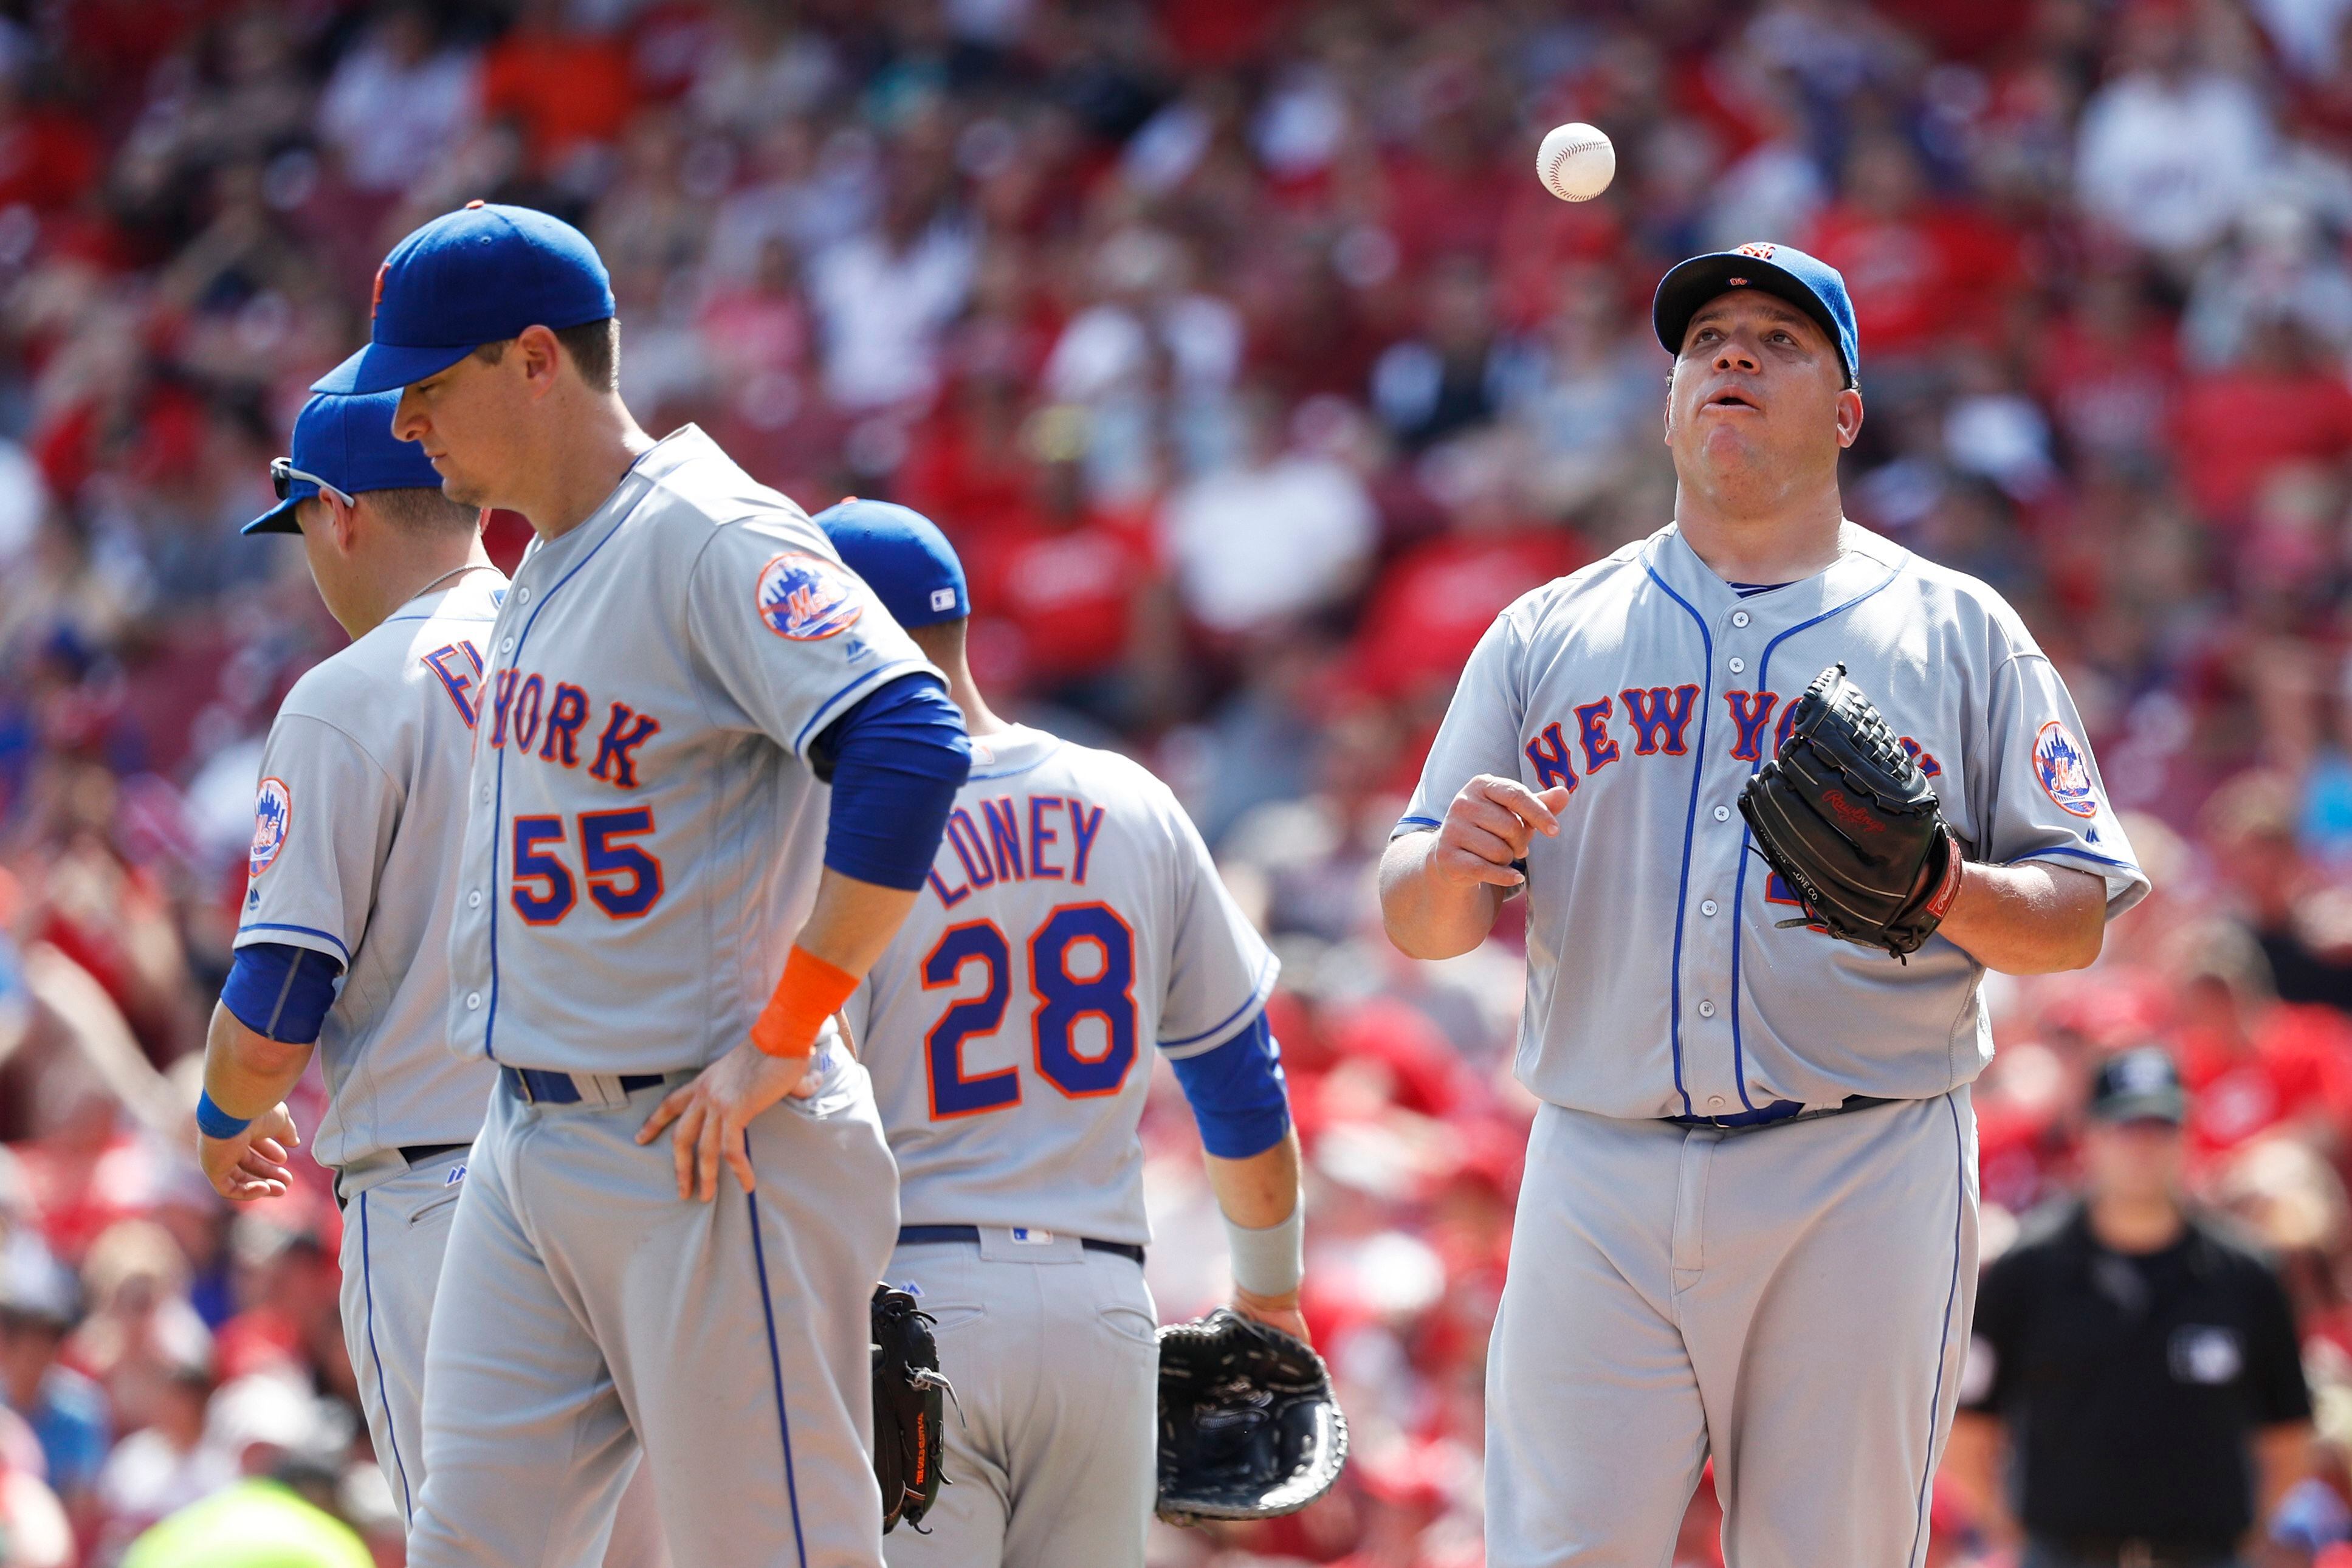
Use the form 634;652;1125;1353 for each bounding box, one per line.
1544;140;1610;200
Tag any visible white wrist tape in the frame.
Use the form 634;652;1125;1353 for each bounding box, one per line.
1225;1203;1305;1298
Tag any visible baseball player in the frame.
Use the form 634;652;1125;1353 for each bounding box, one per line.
193;389;504;1521
1378;242;2153;1567
814;500;1305;1568
312;202;972;1568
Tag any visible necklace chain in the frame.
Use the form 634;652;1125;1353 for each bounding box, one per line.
408;562;492;604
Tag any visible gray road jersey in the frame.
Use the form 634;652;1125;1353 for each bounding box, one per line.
842;726;1277;1245
445;426;935;1073
1398;523;2151;1122
236;570;506;1169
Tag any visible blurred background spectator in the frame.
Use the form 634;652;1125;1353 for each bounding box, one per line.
1948;1048;2312;1568
18;0;2352;1563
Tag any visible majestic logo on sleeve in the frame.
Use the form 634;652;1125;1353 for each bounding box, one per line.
249;778;292;876
755;552;864;641
2034;721;2100;817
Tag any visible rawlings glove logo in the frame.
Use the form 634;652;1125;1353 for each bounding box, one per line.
1818;789;1882;836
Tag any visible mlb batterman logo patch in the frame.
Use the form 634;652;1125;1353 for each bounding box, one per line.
2033;720;2100;818
250;777;292;876
756;552;864;641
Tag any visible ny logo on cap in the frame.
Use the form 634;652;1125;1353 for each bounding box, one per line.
370;260;388;323
1735;241;1778;260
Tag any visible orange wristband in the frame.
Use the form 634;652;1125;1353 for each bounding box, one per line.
751;946;859;1059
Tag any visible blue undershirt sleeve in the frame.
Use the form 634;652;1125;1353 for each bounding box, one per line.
1167;1009;1293;1160
219;941;343;1045
811;672;972;892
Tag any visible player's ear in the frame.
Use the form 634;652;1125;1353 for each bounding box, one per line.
1834;386;1864;449
1661;371;1677;444
329;490;362;555
516;324;563;400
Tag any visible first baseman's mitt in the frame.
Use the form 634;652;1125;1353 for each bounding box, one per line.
1736;663;1964;960
1156;1308;1347;1527
871;1284;951;1533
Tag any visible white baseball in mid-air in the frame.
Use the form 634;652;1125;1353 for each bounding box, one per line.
1537;122;1615;202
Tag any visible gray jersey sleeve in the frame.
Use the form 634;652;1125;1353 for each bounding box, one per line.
236;714;402;967
1156;794;1279;1058
1972;650;2148;913
684;518;934;758
1397;609;1528;837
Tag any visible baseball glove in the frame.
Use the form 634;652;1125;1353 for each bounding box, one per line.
1736;663;1964;960
871;1284;951;1533
1157;1308;1348;1527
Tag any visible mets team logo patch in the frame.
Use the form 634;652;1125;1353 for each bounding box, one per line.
755;552;863;641
2033;721;2100;818
249;777;292;876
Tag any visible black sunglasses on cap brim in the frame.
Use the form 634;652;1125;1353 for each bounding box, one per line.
269;456;355;507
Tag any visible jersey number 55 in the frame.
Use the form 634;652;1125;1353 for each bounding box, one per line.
510;809;665;924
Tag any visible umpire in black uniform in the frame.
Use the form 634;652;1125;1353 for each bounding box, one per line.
1943;1048;2312;1568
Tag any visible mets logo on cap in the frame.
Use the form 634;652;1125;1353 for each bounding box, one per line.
2034;721;2100;817
249;778;292;876
755;552;864;641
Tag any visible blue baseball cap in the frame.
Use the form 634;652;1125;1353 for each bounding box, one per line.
811;499;968;628
312;201;615;395
244;390;445;535
1652;241;1860;389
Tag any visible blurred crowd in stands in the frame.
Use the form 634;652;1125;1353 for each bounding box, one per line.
5;0;2352;1561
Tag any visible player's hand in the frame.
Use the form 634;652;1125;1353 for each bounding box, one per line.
636;1038;823;1202
1432;775;1571;889
1233;1285;1312;1347
198;1102;301;1202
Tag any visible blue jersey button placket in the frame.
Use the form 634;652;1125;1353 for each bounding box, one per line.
1696;652;1756;1113
1710;605;1766;1112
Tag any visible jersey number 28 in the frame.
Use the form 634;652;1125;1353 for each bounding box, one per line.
920;904;1138;1118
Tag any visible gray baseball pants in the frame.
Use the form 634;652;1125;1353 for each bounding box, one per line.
337;1147;669;1567
1487;1089;1979;1567
405;1054;899;1568
879;1231;1159;1568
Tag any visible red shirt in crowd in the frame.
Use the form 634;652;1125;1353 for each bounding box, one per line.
695;286;810;386
481;26;636;170
965;507;1158;689
1381;148;1517;280
893;420;1035;543
2170;366;2352;525
1975;1093;2075;1216
2176;1003;2352;1158
1804;202;2022;356
1349;529;1587;701
0;106;98;215
2034;307;2178;462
